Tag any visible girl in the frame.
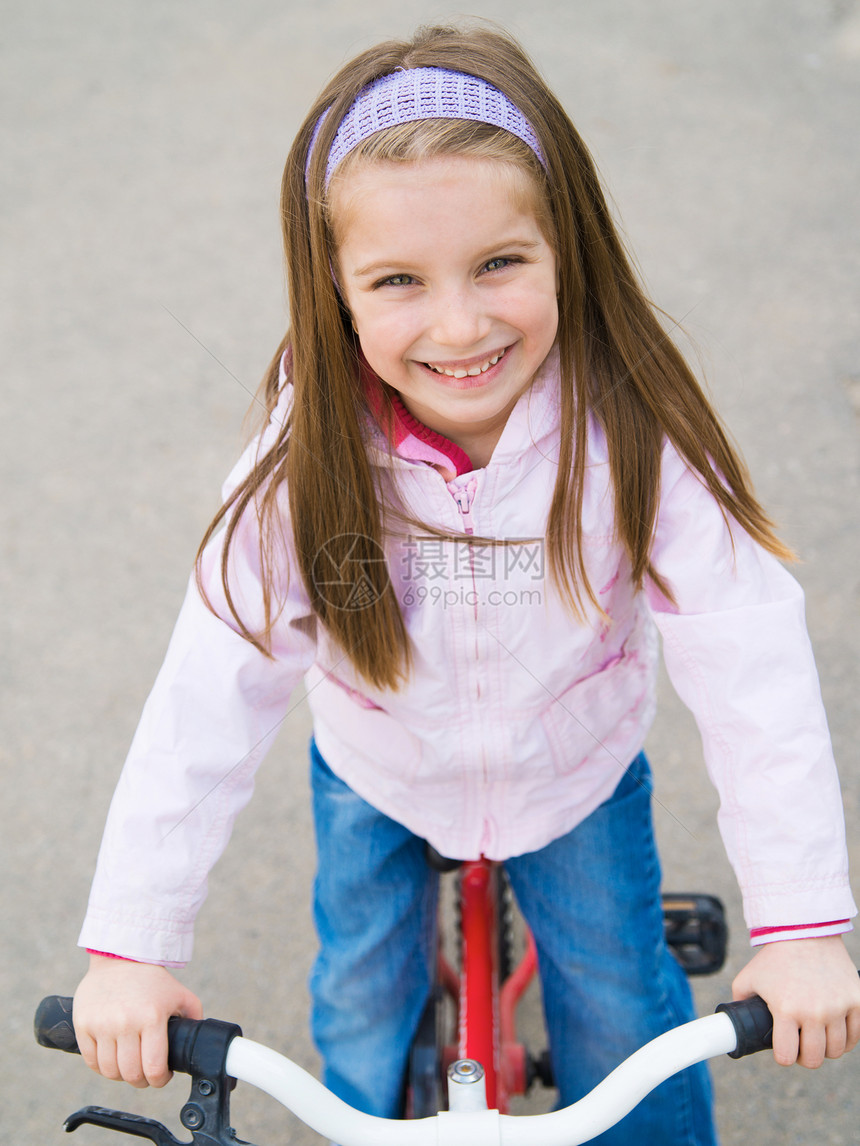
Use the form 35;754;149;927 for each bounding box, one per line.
73;23;860;1144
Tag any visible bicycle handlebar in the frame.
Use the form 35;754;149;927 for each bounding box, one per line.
34;991;780;1145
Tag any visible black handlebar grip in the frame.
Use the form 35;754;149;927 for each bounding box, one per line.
35;995;243;1079
166;1015;242;1076
34;995;80;1054
717;970;860;1059
715;996;774;1058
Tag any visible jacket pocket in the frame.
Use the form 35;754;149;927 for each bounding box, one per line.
540;643;651;776
306;667;423;783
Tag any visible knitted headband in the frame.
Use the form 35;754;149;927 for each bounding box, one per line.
311;66;547;188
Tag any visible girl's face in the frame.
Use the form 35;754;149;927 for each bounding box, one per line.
331;155;559;468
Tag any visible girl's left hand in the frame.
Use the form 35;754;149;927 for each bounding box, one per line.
732;935;860;1068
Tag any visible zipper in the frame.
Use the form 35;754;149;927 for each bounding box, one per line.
448;479;479;625
448;478;489;808
450;481;476;536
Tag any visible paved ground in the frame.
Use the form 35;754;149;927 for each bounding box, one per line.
3;1;859;1142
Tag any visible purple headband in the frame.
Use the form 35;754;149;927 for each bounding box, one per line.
311;66;546;188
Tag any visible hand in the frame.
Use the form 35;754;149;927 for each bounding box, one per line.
732;935;860;1068
74;954;203;1088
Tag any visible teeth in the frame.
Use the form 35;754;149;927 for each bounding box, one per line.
427;351;504;377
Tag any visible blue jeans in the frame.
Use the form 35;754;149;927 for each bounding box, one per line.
308;741;719;1144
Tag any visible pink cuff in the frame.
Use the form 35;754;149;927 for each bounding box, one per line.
86;949;137;962
749;920;853;946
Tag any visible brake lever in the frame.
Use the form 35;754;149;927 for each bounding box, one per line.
65;1106;188;1145
64;1067;255;1146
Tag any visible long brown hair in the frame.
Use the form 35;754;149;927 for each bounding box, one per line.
197;21;792;690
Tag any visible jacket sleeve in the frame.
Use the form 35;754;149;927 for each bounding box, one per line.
79;409;317;966
644;441;856;934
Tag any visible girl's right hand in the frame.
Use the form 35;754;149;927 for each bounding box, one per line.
73;953;203;1088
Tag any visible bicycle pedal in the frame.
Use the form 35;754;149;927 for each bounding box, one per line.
662;893;728;976
527;1048;555;1090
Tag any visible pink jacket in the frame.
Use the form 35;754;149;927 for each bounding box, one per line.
79;357;856;966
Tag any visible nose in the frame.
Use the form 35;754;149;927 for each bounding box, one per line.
428;284;491;351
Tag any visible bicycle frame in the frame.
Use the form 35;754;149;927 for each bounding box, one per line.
447;859;537;1112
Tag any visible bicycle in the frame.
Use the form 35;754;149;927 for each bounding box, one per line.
36;855;741;1144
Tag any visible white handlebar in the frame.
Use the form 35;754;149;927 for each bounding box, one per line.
498;1013;736;1146
225;1039;437;1145
224;1011;738;1146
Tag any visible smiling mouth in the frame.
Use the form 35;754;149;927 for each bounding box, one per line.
424;347;508;379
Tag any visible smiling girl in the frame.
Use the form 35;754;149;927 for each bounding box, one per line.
73;24;859;1144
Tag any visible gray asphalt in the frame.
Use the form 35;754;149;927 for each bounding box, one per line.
3;2;859;1143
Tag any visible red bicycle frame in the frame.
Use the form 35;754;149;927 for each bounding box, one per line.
431;858;726;1114
438;858;538;1113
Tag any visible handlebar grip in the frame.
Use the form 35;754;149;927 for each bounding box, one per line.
715;996;774;1058
35;995;243;1078
717;970;860;1059
34;995;79;1054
